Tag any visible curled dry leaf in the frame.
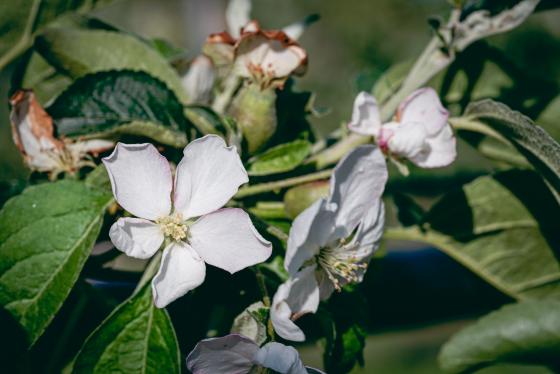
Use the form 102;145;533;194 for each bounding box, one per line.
10;90;113;179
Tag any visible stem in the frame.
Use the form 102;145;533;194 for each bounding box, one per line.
449;117;509;144
254;268;271;307
306;134;370;169
212;75;241;114
134;250;162;294
235;169;333;198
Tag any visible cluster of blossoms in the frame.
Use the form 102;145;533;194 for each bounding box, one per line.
183;0;309;104
7;0;458;367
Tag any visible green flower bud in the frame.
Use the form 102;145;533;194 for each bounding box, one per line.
283;180;330;219
230;84;277;154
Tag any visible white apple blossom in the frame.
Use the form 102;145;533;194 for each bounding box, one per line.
348;88;456;169
186;334;324;374
233;20;307;88
10;90;113;179
271;145;387;341
181;55;216;104
226;0;251;38
103;135;272;308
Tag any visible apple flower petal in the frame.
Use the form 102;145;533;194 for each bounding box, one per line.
384;121;429;160
186;334;258;374
397;87;449;136
409;122;457;168
282;14;320;41
103;143;172;220
328;145;388;240
182;55;216;104
285;198;335;276
174;135;248;219
348;91;382;137
234;22;308;82
109;217;164;259
271;266;319;342
152;241;206;308
189;208;272;274
226;0;252;38
253;342;307;374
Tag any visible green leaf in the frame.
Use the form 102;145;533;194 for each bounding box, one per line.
248;140;312;176
0;181;112;345
73;284;180;374
463;100;560;195
14;15;118;104
323;288;368;373
371;60;414;105
35;28;188;103
184;105;227;135
18;52;72;104
0;0;112;71
47;70;189;147
439;300;560;373
396;169;560;300
392;192;426;227
231;301;269;346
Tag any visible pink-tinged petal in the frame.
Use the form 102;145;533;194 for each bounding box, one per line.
182;55;216;104
152;242;206;308
385;121;428;160
348;92;381;137
285;199;335;276
271;266;319;342
189;208;271;274
409;123;456;168
253;342;306;374
397;87;449;136
186;334;258;374
328;145;388;241
226;0;252;38
102;143;172;220
109;218;164;259
174;135;248;219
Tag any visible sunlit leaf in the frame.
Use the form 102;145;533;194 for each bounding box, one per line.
73;284;180;374
0;181;112;345
248;140;312;176
439;300;560;373
35;28;188;103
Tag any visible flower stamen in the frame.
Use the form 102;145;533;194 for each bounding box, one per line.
316;244;368;291
157;213;189;242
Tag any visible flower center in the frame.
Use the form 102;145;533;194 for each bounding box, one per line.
156;213;189;242
316;242;368;291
